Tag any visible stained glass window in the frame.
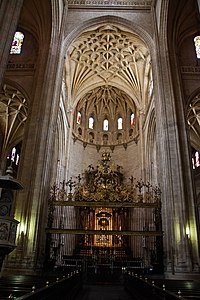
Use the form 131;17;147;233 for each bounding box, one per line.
131;113;135;126
11;147;16;162
194;36;200;59
7;146;20;165
195;151;199;165
6;143;21;178
10;31;24;54
16;154;20;165
118;117;122;130
89;116;94;129
192;148;200;169
77;111;81;124
103;119;108;131
6;146;19;176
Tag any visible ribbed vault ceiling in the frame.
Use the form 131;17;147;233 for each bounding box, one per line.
0;84;28;155
65;25;152;112
187;93;200;151
76;85;136;119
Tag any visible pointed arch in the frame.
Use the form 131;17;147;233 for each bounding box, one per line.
10;31;24;54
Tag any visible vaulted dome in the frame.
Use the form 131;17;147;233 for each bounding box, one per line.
73;85;139;148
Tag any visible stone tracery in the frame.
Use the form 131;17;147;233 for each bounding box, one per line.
187;93;200;149
67;25;152;110
0;84;28;155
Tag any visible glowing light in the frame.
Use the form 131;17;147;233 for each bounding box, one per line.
186;227;190;237
19;223;25;234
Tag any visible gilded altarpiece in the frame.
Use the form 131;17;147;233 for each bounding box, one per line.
46;152;163;273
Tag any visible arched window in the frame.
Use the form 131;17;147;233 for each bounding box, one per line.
6;143;21;177
10;31;24;54
11;147;16;162
77;111;81;124
192;149;200;169
89;116;94;129
118;117;123;130
194;36;200;59
103;119;108;131
7;146;20;166
131;112;135;126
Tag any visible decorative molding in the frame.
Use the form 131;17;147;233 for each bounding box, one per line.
6;63;35;70
0;217;19;247
181;66;200;74
46;228;163;236
52;200;159;208
68;0;152;9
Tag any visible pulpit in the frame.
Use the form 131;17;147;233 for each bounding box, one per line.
0;165;23;273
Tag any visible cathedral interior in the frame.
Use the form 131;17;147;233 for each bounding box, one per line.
0;0;200;298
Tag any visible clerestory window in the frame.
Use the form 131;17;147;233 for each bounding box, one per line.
194;36;200;59
131;113;135;126
77;111;81;124
103;119;108;131
10;31;24;54
192;148;200;169
118;117;123;130
89;116;94;129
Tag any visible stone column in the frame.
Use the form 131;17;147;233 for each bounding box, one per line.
197;0;200;14
0;0;24;88
139;110;145;179
152;1;199;275
4;0;69;274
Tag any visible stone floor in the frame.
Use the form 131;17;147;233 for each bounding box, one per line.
73;284;134;300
